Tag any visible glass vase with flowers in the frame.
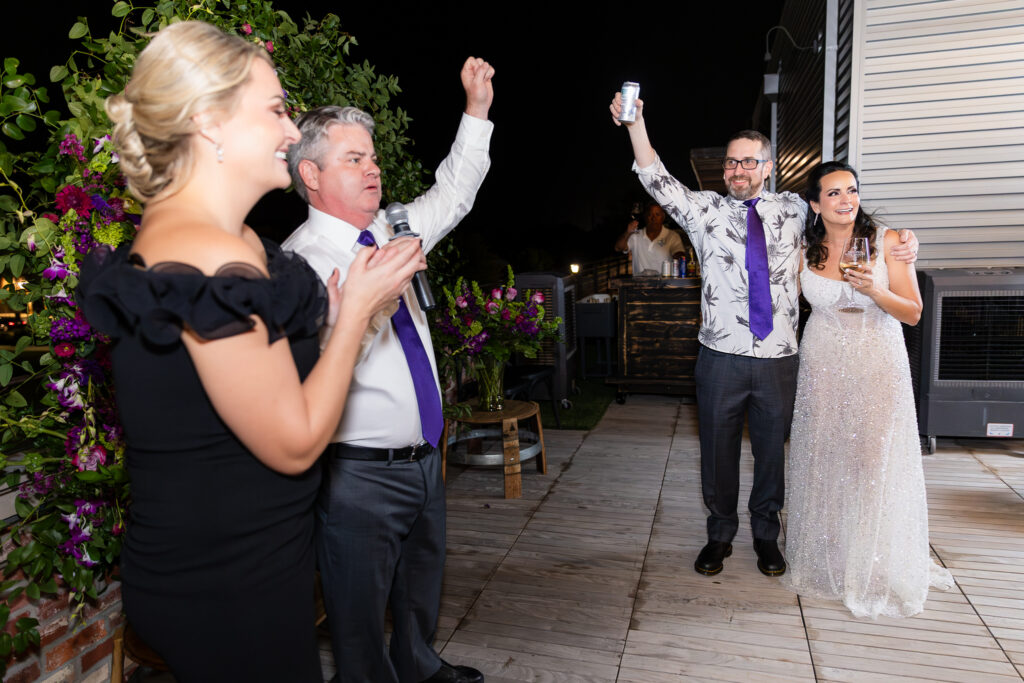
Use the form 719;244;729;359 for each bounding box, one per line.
431;267;561;412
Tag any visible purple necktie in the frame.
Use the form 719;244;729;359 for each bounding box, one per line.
357;229;443;447
743;199;773;340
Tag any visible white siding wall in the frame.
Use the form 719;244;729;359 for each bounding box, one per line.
849;0;1024;267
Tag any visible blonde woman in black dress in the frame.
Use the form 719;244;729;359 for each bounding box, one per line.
79;21;424;681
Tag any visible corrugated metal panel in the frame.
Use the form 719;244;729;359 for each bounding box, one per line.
849;0;1024;268
834;0;856;163
772;2;827;194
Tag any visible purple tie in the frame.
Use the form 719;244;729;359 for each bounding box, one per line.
357;229;443;447
743;199;773;340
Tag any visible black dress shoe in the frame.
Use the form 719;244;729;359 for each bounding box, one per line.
753;538;787;576
421;660;484;683
694;540;732;575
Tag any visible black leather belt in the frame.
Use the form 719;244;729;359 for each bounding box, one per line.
325;442;434;463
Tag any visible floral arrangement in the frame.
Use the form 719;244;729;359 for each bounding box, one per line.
0;0;433;671
0;126;135;659
431;266;561;410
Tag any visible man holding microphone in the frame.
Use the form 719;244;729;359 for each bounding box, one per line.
284;57;494;683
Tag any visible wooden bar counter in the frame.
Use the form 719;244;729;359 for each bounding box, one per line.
609;276;701;402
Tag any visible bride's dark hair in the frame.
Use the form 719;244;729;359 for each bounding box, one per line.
803;161;879;270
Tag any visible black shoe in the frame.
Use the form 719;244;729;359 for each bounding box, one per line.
753;538;787;576
421;660;484;683
694;541;732;575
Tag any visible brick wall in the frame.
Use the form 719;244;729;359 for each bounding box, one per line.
4;577;124;683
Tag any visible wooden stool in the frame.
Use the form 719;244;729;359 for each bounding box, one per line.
441;399;546;499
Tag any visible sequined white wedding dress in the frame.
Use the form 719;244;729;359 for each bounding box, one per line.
782;228;953;618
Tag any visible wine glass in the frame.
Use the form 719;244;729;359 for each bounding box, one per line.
838;236;870;313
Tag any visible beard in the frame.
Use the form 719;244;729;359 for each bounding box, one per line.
726;173;764;201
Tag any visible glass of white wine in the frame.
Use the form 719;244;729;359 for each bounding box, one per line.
838;236;870;313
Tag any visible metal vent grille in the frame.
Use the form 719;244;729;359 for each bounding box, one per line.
937;294;1024;381
529;285;577;364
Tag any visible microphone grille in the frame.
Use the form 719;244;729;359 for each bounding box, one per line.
385;202;409;225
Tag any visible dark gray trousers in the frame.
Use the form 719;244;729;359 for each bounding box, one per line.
695;345;799;543
316;448;446;683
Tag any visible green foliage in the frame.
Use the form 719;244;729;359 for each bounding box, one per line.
0;1;439;674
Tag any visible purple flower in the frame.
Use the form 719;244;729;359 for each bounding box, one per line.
58;133;86;162
49;310;93;342
43;258;70;281
72;444;107;472
501;309;511;321
47;374;85;410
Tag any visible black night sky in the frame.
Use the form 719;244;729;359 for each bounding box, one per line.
12;1;785;280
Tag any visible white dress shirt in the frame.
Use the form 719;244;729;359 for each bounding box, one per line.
283;113;493;447
634;155;806;358
627;226;685;274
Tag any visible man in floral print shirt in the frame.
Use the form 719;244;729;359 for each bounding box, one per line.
609;92;918;579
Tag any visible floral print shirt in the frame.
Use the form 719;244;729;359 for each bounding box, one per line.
634;155;806;358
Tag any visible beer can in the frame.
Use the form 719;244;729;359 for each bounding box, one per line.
619;81;640;122
678;256;686;277
672;259;679;278
661;260;672;277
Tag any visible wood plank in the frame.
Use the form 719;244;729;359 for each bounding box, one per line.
319;399;1024;682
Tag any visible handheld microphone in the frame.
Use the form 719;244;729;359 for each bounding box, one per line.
385;202;436;311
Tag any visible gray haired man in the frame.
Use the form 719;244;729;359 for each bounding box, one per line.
283;57;495;683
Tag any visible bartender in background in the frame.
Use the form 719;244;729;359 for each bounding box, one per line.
615;200;685;275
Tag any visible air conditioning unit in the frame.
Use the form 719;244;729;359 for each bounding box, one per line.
513;272;577;405
905;268;1024;453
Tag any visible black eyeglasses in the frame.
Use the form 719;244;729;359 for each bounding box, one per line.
722;158;769;170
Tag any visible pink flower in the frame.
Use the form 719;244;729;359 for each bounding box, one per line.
54;342;76;358
265;40;274;53
241;23;252;35
485;301;499;314
491;288;502;299
531;292;545;304
27;234;36;253
455;295;468;309
55;185;94;218
112;523;124;536
72;444;107;472
505;287;518;301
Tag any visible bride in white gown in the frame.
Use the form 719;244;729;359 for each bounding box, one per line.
782;161;954;618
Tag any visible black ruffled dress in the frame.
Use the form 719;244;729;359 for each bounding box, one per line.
79;240;325;682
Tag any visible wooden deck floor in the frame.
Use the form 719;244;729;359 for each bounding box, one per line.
320;395;1024;682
